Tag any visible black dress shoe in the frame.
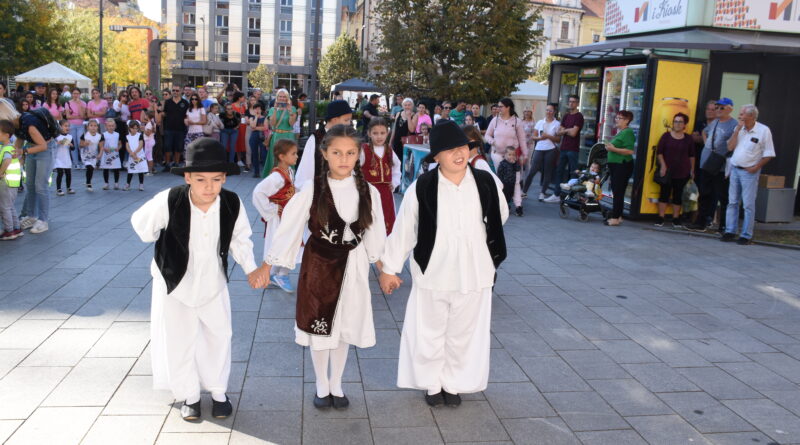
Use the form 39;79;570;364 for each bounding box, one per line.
332;394;349;409
212;396;233;418
425;392;444;407
442;391;462;407
736;237;753;245
720;232;737;242
181;400;201;421
313;394;333;409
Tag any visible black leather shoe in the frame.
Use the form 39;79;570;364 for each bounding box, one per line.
181;400;201;421
425;392;444;407
313;394;332;409
442;391;462;407
212;396;233;418
720;232;737;242
736;237;753;245
332;394;349;409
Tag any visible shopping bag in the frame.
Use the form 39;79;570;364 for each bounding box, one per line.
682;179;699;213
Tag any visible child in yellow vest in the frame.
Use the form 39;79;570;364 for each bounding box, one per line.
0;120;23;240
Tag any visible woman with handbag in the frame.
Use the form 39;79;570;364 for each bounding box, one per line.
655;112;695;228
604;110;635;226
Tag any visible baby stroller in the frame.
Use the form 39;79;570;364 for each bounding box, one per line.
558;143;609;222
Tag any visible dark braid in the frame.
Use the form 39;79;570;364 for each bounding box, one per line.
352;159;374;228
316;154;331;227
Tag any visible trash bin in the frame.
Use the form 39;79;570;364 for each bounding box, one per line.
756;188;795;223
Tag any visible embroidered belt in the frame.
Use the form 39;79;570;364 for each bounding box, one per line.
273;129;293;133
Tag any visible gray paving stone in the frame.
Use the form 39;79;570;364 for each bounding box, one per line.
130;344;153;376
253;318;295;343
680;339;751;363
620;363;699;393
494;332;555;358
544;391;629;432
677;367;762;400
80;415;164;445
247;341;303;376
716;361;797;391
61;287;139;329
103;375;174;416
615;324;711;367
4;406;102;445
230;410;301;445
232;311;258;362
364;390;435;427
761;389;800;417
589;379;673;416
746;352;800;384
432;401;509;442
0;349;31;379
536;327;596;350
658;392;756;434
502;417;581;445
711;330;777;354
0;366;70;419
517;356;592;392
704;431;781;445
155;432;230;444
723;398;800;443
302;418;373;445
591;340;660;364
575;429;648;445
238;376;302;411
626;414;712;445
0;420;22;444
259;291;298;319
356;329;400;359
0;319;63;349
567;318;628;340
488;349;530;383
116;290;152;322
359;358;399;391
559;350;630;380
372;426;443;445
484;382;555;419
86;321;150;358
44;357;134;407
22;296;89;320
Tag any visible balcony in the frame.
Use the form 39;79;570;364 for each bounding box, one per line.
278;56;291;65
182;0;196;6
216;28;229;36
249;3;261;12
249;29;261;38
248;55;260;63
216;0;229;9
183;25;196;35
280;31;291;39
280;6;292;14
217;54;229;62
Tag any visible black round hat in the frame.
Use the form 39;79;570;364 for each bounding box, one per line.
425;119;470;162
325;100;353;120
171;137;241;176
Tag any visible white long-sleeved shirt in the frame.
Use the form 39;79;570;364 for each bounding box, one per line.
131;188;258;307
252;168;294;222
359;145;401;190
381;168;508;293
295;134;318;191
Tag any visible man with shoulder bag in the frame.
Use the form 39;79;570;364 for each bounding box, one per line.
687;98;737;233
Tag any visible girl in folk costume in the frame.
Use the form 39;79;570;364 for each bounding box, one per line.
79;119;103;191
141;110;157;175
463;125;493;175
53;120;74;196
263;124;386;409
361;117;400;234
131;138;269;421
380;120;508;408
100;119;122;190
125;120;148;191
252;139;299;293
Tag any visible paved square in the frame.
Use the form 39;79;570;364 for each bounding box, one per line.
2;172;800;444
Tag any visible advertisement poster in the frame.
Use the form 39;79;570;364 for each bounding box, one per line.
639;59;703;214
401;144;431;192
713;0;800;33
605;0;689;37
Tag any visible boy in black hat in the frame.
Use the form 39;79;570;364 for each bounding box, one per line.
295;99;352;189
379;120;508;407
131;137;270;421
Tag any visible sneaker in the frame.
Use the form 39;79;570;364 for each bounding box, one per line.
271;275;295;293
56;189;64;196
584;191;595;198
560;183;571;191
736;237;753;245
145;172;153;177
30;220;49;234
114;183;120;190
67;188;75;195
538;193;546;202
242;167;250;173
237;160;245;167
102;183;109;190
686;223;706;232
138;184;144;191
720;232;737;242
86;184;93;192
0;231;14;240
11;229;23;239
123;184;130;191
654;217;665;227
672;220;683;229
162;164;172;173
515;206;523;217
20;216;36;230
543;194;561;203
521;192;527;198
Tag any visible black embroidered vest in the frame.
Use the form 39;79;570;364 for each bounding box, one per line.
413;166;506;274
154;185;241;294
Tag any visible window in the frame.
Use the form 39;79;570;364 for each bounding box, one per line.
183;47;196;60
535;18;544;30
310;0;319;9
248;43;260;63
279;45;291;64
216;0;229;9
280;0;292;14
183;13;195;24
560;21;569;40
182;0;196;6
249;0;261;12
249;17;261;37
216;15;229;27
280;20;292;38
216;41;228;62
592;33;600;43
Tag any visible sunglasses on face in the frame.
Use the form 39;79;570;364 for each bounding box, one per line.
443;106;451;109
673;120;686;124
715;106;725;110
172;90;180;93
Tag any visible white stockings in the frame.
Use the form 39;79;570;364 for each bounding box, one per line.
310;342;350;397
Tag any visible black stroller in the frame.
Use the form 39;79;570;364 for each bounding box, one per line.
558;143;609;222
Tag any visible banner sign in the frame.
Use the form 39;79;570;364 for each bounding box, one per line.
713;0;800;33
605;0;688;37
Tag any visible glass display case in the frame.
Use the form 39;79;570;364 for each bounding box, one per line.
577;74;600;165
600;66;624;143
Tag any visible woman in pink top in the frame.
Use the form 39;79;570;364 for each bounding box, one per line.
43;88;64;120
411;103;432;134
64;87;87;169
485;97;528;169
86;89;108;126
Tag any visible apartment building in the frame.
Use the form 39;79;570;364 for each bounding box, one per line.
163;0;343;93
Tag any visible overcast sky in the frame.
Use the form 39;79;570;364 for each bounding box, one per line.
139;0;161;22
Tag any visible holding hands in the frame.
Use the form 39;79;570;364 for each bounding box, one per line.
379;272;403;295
248;262;272;289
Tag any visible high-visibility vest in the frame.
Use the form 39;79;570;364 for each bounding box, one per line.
0;145;21;187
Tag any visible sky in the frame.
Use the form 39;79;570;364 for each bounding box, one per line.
139;0;161;22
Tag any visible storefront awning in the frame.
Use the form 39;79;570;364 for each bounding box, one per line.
551;28;800;59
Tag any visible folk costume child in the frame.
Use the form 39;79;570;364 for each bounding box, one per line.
131;138;269;422
100;119;122;189
54;120;74;196
361;117;400;234
263;125;386;410
79;119;103;191
125;120;147;191
379;120;508;408
252;139;299;293
294;100;353;190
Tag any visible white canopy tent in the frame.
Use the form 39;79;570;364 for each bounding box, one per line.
510;80;548;121
15;62;93;91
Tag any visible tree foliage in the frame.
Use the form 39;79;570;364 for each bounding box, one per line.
317;34;365;94
373;0;541;103
0;0;66;76
248;64;276;91
533;56;563;84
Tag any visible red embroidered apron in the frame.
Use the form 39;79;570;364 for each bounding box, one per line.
361;143;396;234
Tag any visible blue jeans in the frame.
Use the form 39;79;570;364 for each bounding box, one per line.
21;140;55;222
68;123;85;167
551;150;579;193
725;167;759;240
220;128;238;163
249;133;267;176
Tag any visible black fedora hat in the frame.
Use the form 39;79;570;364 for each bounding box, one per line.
171;137;241;176
424;119;470;163
325;100;353;120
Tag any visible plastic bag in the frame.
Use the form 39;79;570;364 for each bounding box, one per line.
682;179;699;213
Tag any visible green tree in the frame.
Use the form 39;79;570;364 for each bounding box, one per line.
0;0;66;76
248;64;276;91
317;34;364;94
372;0;541;103
533;56;562;83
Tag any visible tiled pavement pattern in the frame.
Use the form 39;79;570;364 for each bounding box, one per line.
1;172;800;445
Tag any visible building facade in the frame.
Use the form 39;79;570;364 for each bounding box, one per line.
578;0;605;46
163;0;343;94
530;0;585;70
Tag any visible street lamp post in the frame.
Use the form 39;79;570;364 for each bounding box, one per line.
99;0;128;92
307;0;323;133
